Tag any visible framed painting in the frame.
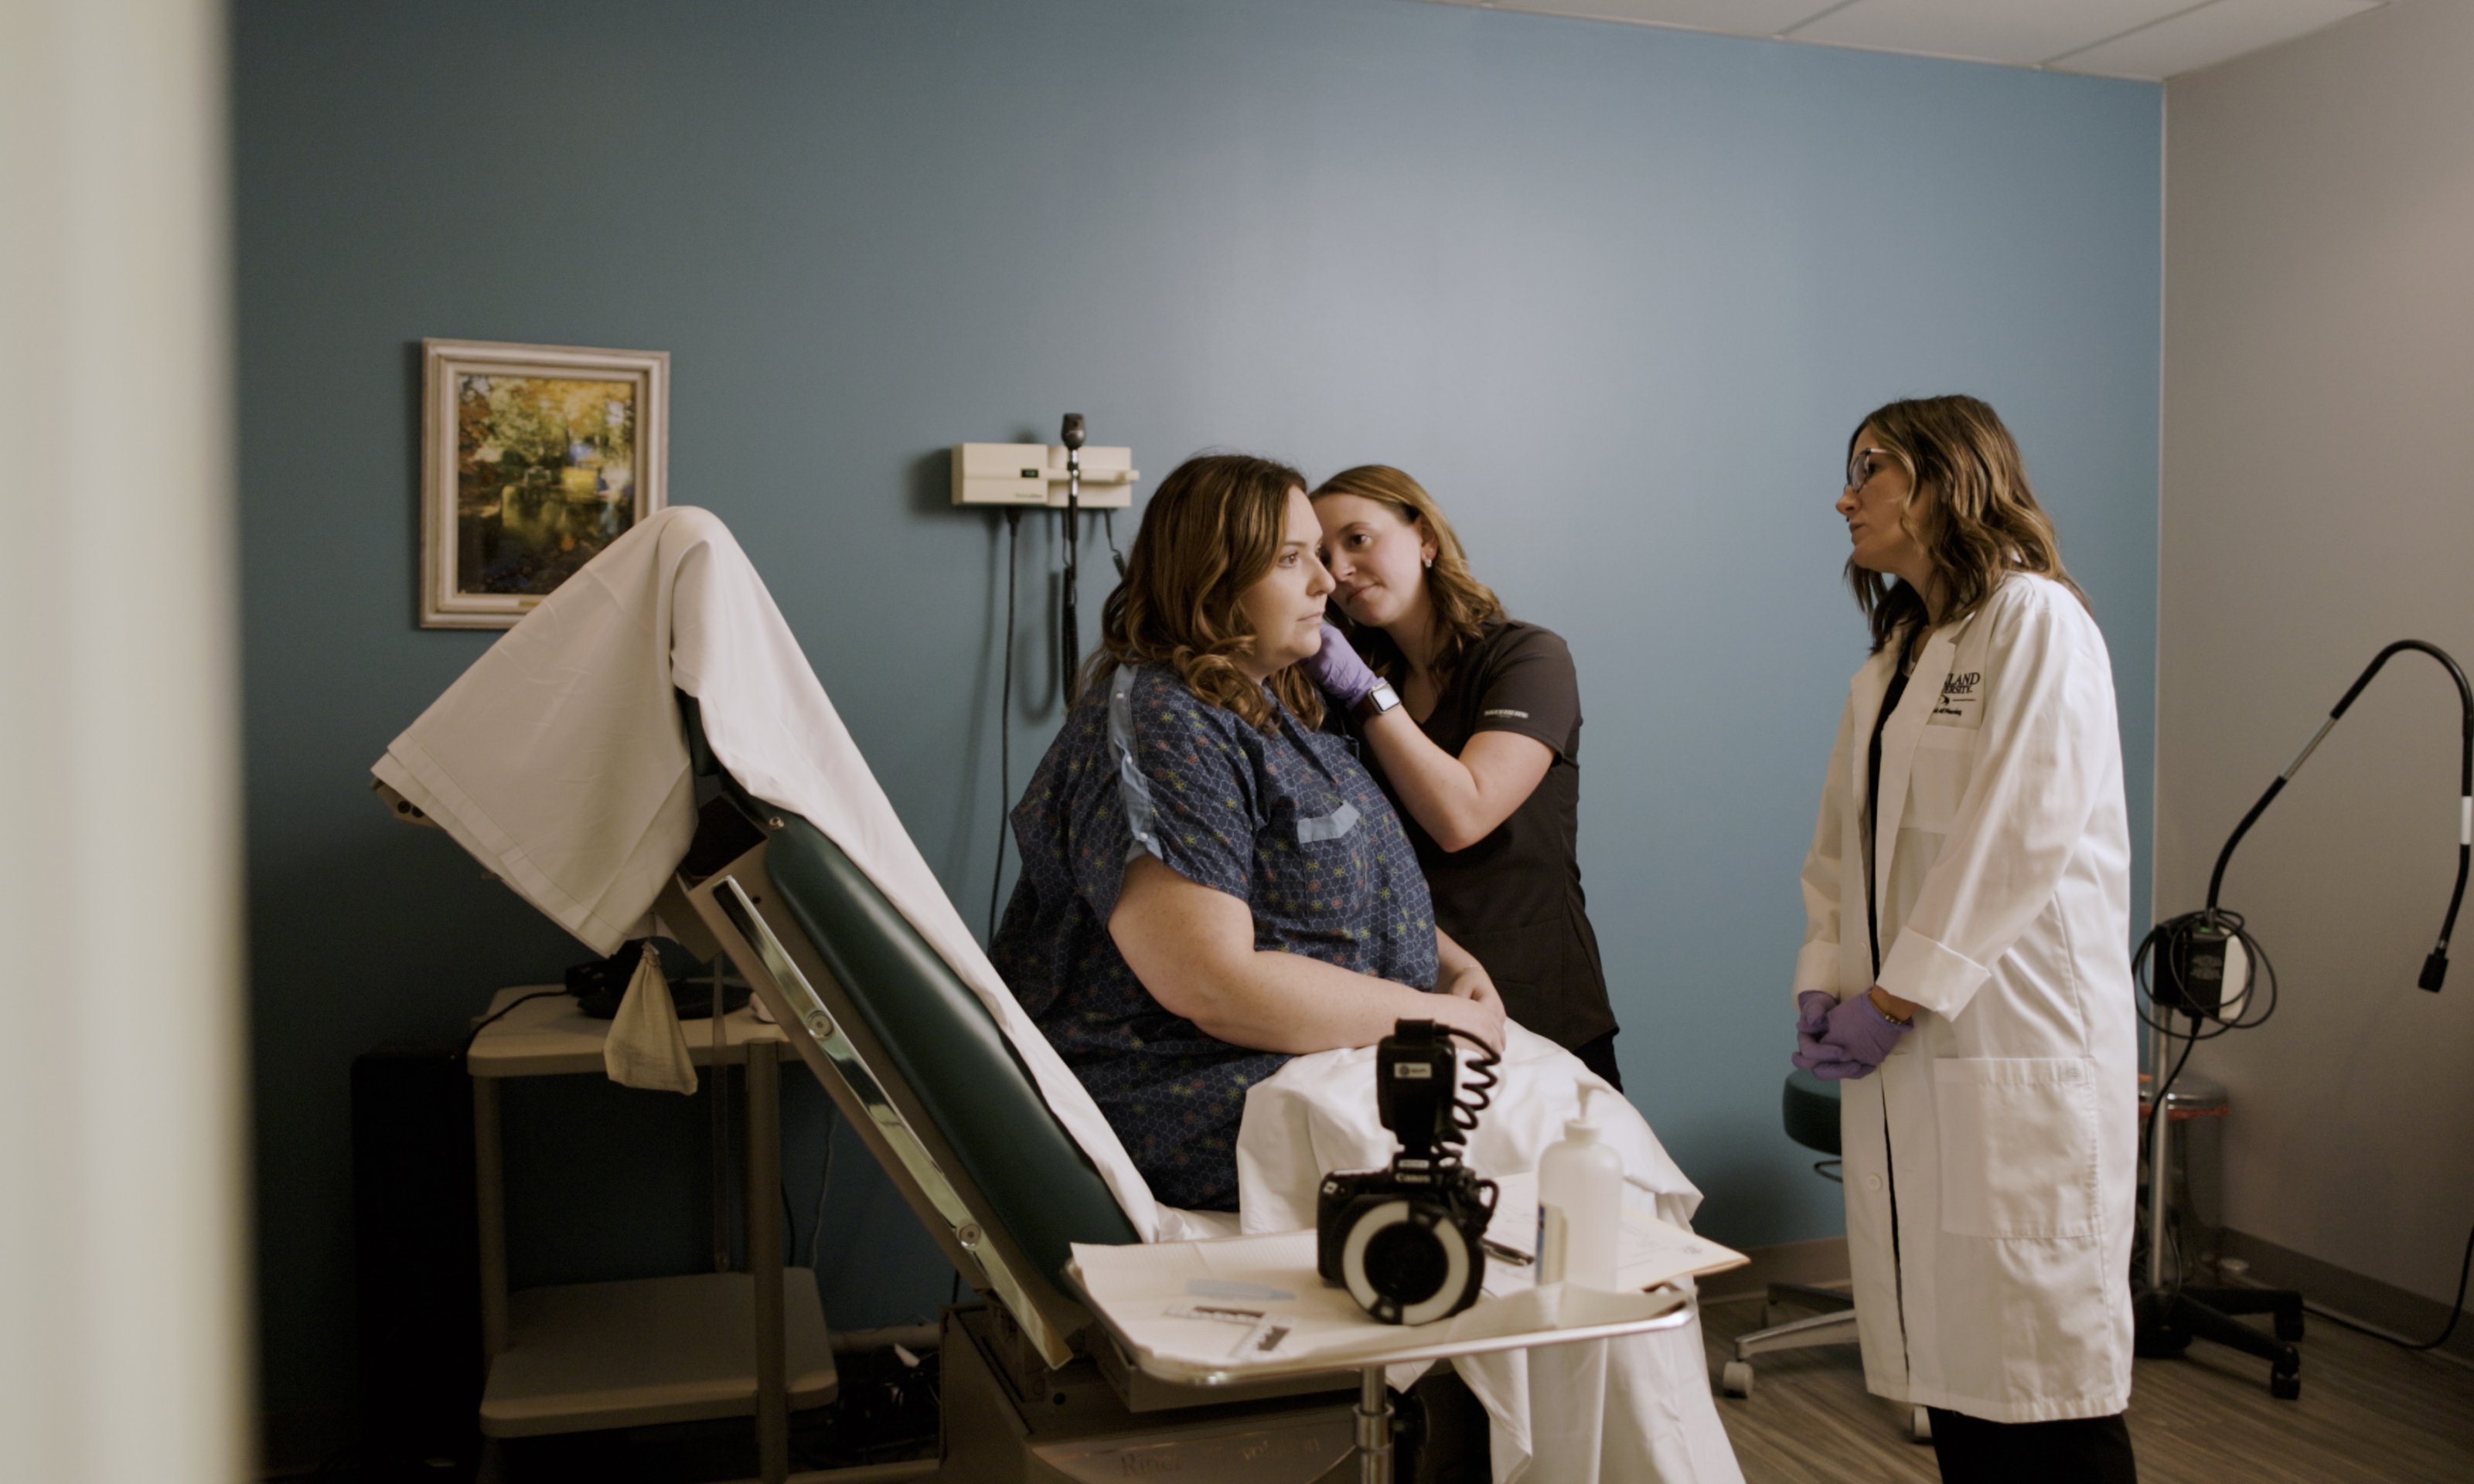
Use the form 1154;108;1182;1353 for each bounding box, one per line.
420;338;669;628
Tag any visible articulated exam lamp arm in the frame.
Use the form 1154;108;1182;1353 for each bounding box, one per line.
2203;639;2473;992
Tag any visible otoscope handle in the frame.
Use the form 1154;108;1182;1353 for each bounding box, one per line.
1058;414;1087;686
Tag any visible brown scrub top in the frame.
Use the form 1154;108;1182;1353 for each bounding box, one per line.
1350;620;1618;1051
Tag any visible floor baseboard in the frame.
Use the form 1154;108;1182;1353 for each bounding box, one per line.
1699;1234;1850;1304
2221;1227;2474;1367
1702;1227;2470;1371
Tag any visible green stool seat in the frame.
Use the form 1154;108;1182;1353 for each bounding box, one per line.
1782;1069;1842;1158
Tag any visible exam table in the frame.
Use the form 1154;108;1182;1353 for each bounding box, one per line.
373;508;1719;1483
383;696;1373;1478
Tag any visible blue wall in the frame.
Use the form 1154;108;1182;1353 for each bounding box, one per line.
236;0;2159;1436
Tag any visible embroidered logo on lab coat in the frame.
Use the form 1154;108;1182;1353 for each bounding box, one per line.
1934;671;1982;720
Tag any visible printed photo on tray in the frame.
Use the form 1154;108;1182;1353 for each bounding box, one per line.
420;338;668;628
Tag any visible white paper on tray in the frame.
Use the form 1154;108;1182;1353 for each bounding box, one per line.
1069;1208;1743;1377
1476;1171;1750;1298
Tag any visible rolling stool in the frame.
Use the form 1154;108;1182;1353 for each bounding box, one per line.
1719;1070;1931;1445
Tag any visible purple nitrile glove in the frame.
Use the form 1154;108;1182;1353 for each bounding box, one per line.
1302;622;1381;706
1791;991;1860;1080
1795;990;1835;1037
1793;990;1910;1081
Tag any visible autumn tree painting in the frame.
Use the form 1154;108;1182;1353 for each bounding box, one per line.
421;340;667;628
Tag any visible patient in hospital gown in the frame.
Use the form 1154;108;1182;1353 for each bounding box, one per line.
992;453;1470;1210
992;658;1442;1208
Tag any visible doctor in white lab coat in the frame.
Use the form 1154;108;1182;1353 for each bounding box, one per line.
1792;395;2140;1483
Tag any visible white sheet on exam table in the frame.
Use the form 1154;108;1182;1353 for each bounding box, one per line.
373;506;1169;1241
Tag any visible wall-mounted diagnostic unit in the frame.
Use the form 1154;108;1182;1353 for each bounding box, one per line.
950;442;1137;507
958;417;1140;939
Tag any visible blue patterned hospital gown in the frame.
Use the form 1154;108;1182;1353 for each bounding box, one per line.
991;663;1440;1211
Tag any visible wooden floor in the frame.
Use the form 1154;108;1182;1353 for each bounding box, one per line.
1700;1294;2474;1483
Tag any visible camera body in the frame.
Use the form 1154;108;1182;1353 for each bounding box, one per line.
1315;1020;1498;1325
1316;1160;1496;1326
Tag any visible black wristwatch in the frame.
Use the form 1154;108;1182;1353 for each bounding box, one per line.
1352;679;1403;723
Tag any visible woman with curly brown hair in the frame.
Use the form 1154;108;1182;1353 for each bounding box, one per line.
990;452;1505;1212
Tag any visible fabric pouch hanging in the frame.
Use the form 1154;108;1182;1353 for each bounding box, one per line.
604;941;698;1094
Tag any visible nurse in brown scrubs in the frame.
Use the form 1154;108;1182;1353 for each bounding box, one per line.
1304;465;1624;1089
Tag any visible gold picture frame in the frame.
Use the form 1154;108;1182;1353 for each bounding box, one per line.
420;338;669;628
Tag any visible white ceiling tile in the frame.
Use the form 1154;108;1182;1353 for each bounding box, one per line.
2050;0;2379;79
1406;0;2387;78
1480;0;1847;38
1787;0;2193;65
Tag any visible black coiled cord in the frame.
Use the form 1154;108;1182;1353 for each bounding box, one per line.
2133;904;2279;1293
2134;907;2281;1044
1436;1026;1500;1166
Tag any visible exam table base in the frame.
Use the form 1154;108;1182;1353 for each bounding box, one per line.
938;1306;1360;1482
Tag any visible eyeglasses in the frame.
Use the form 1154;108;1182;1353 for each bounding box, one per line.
1845;446;1892;492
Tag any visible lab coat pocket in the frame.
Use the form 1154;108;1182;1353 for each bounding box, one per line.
1904;727;1978;832
1932;1057;2100;1240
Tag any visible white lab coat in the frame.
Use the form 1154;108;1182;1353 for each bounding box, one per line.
1794;573;2138;1424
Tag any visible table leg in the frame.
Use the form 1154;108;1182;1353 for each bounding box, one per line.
711;1053;735;1272
472;1075;507;1360
1356;1367;1392;1484
748;1045;787;1484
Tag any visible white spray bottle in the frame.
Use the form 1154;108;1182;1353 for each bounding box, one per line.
1536;1086;1623;1288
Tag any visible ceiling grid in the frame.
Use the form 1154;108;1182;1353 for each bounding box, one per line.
1412;0;2387;80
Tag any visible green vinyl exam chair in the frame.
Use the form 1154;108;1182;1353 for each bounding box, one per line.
659;697;1369;1482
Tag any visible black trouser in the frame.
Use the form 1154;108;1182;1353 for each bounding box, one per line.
1572;1030;1624;1091
1927;1408;2137;1484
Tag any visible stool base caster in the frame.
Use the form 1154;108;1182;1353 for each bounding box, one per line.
1910;1406;1934;1444
1719;1361;1754;1398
